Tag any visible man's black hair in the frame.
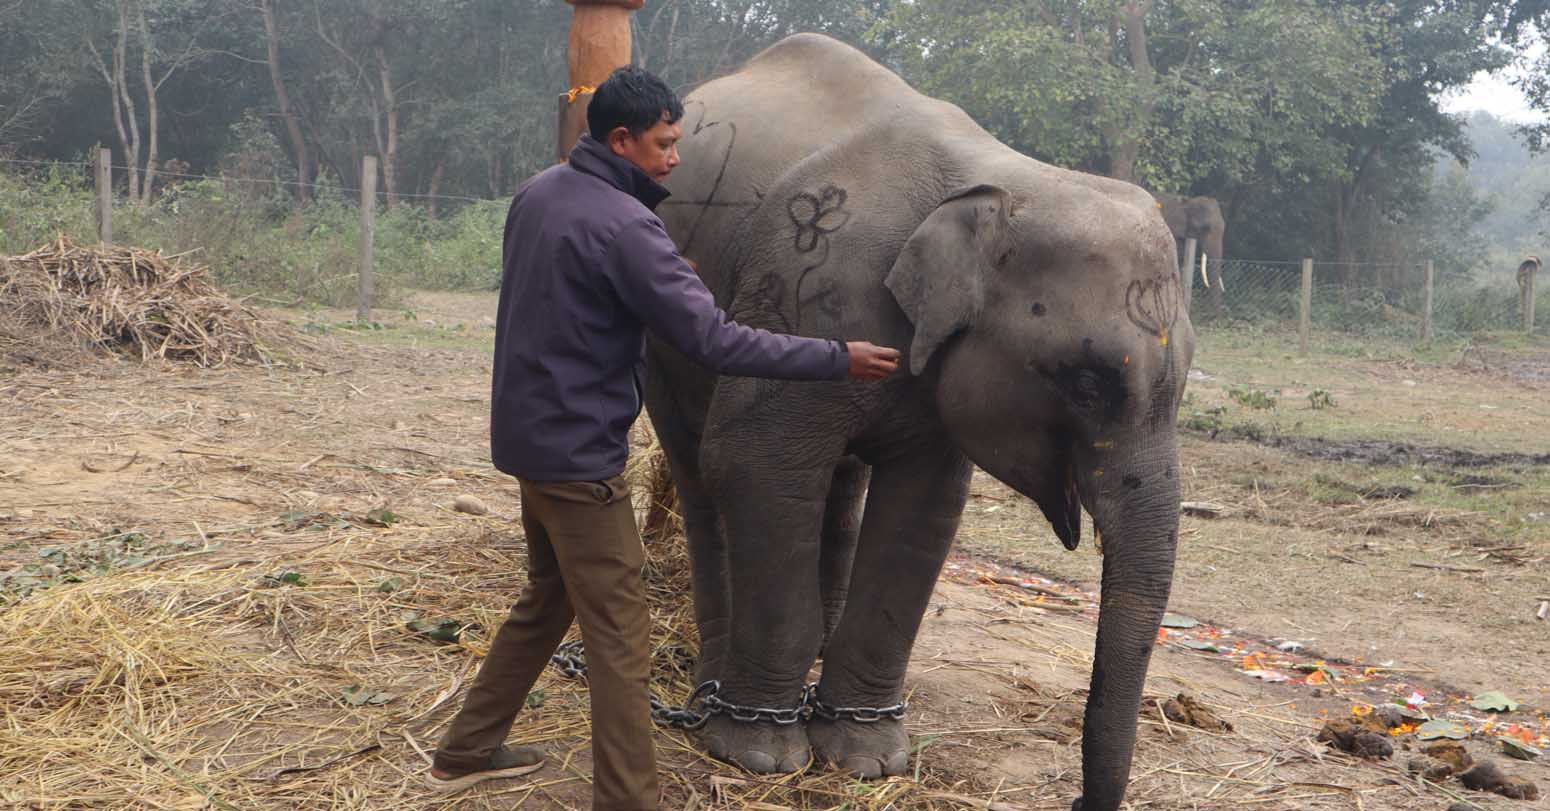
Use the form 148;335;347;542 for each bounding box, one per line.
587;65;684;141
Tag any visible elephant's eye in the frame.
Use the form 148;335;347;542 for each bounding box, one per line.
1072;371;1102;408
1044;361;1128;423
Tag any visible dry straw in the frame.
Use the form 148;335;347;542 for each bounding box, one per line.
0;236;286;367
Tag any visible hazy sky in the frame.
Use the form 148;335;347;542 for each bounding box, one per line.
1442;68;1546;122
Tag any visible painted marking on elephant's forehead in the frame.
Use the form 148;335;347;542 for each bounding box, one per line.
1125;274;1181;344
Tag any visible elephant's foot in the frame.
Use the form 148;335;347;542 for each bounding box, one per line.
697;716;810;774
808;716;910;779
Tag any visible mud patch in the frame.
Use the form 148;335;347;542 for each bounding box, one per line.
1192;428;1550;469
1461;347;1550;389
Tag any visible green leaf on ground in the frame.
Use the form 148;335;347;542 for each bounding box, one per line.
259;571;306;588
376;577;403;593
407;618;466;644
1470;691;1519;712
525;689;547;709
1501;738;1541;760
1177;640;1221;652
1416;720;1469;740
363;508;400;527
1161;614;1200;629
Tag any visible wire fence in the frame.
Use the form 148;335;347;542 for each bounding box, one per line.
1189;258;1545;341
0;154;508;310
2;156;1545;338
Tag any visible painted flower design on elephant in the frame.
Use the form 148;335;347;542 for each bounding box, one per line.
787;184;852;256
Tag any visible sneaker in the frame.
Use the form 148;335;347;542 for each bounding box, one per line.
425;744;546;795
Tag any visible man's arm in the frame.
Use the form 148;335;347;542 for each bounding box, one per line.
605;218;897;381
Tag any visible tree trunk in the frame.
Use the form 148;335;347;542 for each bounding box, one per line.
259;0;311;203
487;153;503;198
137;2;159;205
114;2;142;202
86;35;131;202
1102;2;1154;185
426;159;446;218
374;42;399;209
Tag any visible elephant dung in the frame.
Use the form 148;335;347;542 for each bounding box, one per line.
1317;718;1393;759
1159;693;1232;732
1423;741;1475;774
1409;755;1457;781
1459;761;1540;800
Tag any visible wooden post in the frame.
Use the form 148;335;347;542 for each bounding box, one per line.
358;155;377;323
96;148;113;245
1181;237;1198;313
1527;266;1538;336
1422;260;1435;343
557;0;645;162
1519;257;1540;335
1300;258;1313;355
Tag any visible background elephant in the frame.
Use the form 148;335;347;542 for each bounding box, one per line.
1156;193;1226;311
647;34;1194;811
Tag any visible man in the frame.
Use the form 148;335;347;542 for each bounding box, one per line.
427;66;900;810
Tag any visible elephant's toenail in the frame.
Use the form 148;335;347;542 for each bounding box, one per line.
882;750;909;775
840;755;884;779
738;751;777;773
776;750;809;773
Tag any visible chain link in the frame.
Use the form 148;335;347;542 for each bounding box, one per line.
549;639;588;680
546;644;908;728
809;692;909;723
699;683;815;726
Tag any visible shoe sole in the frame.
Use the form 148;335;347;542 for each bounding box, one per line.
424;760;545;795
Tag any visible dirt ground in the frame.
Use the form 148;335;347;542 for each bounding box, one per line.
3;291;1548;810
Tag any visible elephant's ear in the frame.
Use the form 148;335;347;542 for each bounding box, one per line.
885;184;1013;376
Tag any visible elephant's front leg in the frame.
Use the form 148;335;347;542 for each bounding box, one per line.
810;438;971;778
698;416;843;774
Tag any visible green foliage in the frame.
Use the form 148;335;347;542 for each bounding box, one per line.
0;163;96;255
0;162;506;305
1307;389;1336;410
1227;386;1278;411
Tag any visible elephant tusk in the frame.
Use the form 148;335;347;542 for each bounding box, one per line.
1094;527;1104;556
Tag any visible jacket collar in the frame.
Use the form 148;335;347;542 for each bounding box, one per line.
569;134;672;211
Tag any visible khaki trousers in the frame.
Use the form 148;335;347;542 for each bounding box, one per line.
434;475;659;811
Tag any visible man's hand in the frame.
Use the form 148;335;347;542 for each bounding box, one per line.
846;342;901;381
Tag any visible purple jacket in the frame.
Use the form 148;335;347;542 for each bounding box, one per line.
491;135;850;481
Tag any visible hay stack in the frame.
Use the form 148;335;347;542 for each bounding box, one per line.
0;236;275;367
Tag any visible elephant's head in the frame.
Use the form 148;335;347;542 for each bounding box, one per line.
886;184;1194;811
1158;194;1225;265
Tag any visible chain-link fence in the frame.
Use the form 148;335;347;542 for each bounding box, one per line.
1187;257;1547;340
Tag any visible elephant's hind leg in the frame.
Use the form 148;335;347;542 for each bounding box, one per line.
810;438;971;778
641;355;730;686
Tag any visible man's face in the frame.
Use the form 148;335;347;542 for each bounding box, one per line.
608;113;682;183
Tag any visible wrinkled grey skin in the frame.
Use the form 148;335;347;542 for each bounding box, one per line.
646;34;1194;811
1156;193;1225;304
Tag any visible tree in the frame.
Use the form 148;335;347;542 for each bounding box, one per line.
76;0;230;204
256;0;310;201
874;0;1380;194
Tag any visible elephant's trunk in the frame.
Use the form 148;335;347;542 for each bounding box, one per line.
1075;440;1181;811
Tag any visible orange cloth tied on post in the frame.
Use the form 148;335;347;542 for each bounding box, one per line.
557;0;644;162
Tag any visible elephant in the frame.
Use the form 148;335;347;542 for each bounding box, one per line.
645;34;1194;811
1155;193;1226;309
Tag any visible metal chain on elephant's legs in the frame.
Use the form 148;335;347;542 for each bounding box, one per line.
547;643;912;731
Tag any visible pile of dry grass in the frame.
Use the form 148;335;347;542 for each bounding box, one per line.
0;236;281;367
